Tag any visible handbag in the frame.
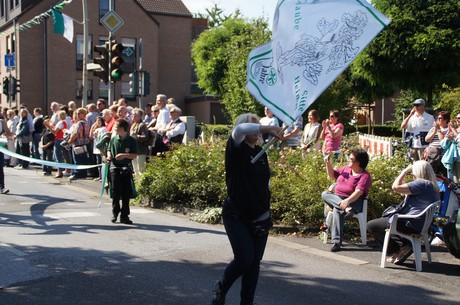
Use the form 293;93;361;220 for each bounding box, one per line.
73;145;88;155
382;199;406;218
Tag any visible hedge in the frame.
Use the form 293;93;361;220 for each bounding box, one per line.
136;134;409;231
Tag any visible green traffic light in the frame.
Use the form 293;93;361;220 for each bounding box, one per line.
111;69;122;80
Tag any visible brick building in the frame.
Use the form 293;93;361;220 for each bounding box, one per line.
0;0;192;114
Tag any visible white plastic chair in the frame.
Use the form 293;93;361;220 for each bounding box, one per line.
322;198;368;245
322;184;368;245
380;201;440;272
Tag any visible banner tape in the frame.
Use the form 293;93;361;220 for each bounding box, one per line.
0;145;108;208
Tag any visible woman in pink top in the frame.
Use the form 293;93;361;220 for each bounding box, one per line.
321;110;344;159
322;148;372;252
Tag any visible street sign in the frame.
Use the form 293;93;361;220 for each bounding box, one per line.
4;54;15;67
100;10;124;34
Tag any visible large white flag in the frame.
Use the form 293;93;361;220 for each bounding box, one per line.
246;0;391;126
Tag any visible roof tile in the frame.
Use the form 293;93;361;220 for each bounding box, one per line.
136;0;192;17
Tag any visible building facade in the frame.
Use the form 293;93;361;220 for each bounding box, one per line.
0;0;192;114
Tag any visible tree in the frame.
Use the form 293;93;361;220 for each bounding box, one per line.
192;17;271;122
195;4;241;28
355;0;460;105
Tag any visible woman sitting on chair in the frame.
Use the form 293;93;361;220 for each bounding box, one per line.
322;148;372;252
367;160;440;265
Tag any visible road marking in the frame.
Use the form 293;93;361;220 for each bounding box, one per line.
130;209;156;214
42;212;99;219
271;238;369;265
0;243;28;256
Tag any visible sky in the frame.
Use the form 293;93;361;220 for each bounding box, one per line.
181;0;279;21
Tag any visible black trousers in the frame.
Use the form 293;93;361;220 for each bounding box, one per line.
220;204;268;305
367;216;421;254
110;166;133;218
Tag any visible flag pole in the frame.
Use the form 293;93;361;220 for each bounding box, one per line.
251;125;288;164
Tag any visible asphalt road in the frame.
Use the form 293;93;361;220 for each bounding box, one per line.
0;166;459;305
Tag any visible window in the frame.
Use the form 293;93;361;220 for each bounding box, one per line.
76;34;93;70
120;38;136;74
6;35;11;54
76;79;93;100
0;1;5;18
99;0;110;20
98;81;109;99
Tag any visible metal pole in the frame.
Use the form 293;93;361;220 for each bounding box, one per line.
108;34;114;104
43;15;48;113
250;125;288;164
81;0;88;107
381;97;384;124
107;1;114;104
138;39;143;108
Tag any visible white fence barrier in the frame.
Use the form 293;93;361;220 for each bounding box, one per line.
358;133;395;157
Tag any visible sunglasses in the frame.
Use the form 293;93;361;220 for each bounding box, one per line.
329;115;335;118
456;117;460;120
437;117;444;120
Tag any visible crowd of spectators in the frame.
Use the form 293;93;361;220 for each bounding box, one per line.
0;94;186;181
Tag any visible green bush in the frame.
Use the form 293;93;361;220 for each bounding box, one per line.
137;140;227;210
137;136;409;230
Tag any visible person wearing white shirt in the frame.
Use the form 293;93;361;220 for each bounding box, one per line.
260;107;279;144
153;94;170;133
159;106;186;145
401;98;435;161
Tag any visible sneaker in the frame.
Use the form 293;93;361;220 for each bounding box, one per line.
68;175;78;182
14;165;23;170
211;280;225;305
394;244;413;265
111;214;118;223
344;208;357;219
0;188;9;194
63;171;71;177
330;243;341;252
120;217;133;225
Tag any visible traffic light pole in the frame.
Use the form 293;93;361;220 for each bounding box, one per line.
138;39;143;108
81;0;89;107
108;35;114;104
107;0;114;104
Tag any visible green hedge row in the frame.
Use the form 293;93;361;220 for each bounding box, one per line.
136;135;409;231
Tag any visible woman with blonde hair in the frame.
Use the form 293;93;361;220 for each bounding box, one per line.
302;109;322;151
47;110;68;177
368;160;440;265
211;113;282;305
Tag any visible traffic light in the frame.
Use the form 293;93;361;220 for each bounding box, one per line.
129;71;139;96
93;42;109;83
10;77;19;96
110;40;124;82
141;71;150;96
2;77;9;96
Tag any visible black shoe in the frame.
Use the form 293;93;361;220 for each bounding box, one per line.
211;280;225;305
111;214;118;223
331;243;341;252
345;208;357;219
120;217;133;224
68;175;78;182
